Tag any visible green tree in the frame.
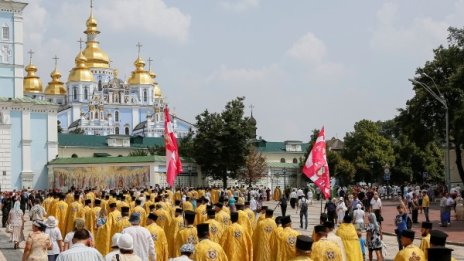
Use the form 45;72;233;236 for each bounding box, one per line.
238;146;267;186
343;120;395;183
193;97;254;188
396;27;464;184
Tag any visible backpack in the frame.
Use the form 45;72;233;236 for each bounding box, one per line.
300;199;308;213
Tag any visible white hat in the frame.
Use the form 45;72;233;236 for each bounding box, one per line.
112;233;122;247
118;234;134;250
45;216;58;228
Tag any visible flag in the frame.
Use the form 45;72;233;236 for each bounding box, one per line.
164;106;183;187
302;127;331;199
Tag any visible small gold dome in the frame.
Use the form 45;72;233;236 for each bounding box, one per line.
127;57;154;85
154;83;162;97
45;69;66;95
68;52;95;82
24;63;43;93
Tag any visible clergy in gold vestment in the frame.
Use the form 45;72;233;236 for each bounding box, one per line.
64;194;84;235
205;209;225;244
253;209;276;261
271;216;300;261
236;204;253;236
168;208;185;257
335;216;362;261
394;230;425;261
193;223;229;261
289;235;314;261
174;211;198;257
52;195;68;238
146;213;169;261
273;187;281;201
132;199;147;226
311;225;342;261
220;212;253;261
419;222;432;260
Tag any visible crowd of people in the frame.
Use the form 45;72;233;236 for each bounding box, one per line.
0;184;460;261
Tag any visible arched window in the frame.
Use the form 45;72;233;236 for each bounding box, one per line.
293;158;298;164
125;127;130;135
2;25;9;40
280;158;285;163
115;127;119;134
73;86;78;101
114;111;119;122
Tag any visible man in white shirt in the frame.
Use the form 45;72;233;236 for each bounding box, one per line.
122;213;156;261
56;229;104;261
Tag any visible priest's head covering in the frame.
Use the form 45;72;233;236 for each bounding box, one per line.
421;222;433;229
401;230;415;239
296;235;313;251
147;213;158;221
281;215;291;225
430;230;448;246
197;223;209;237
230;212;239;223
427;247;453;261
184;211;196;223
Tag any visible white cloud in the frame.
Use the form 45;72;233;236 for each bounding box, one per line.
220;0;260;12
97;0;191;43
370;2;448;56
286;32;326;64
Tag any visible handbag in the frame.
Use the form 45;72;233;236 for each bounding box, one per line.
6;223;12;233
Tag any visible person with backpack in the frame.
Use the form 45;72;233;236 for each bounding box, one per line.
298;196;309;229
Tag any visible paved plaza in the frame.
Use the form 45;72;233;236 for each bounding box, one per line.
0;200;463;261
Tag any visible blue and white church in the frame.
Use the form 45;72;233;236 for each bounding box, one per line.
0;0;59;190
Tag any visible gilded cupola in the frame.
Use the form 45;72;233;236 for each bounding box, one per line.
68;51;95;82
82;7;110;68
23;50;43;94
45;56;67;95
128;57;154;85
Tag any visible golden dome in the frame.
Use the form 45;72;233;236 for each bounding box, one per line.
45;69;66;95
68;52;95;82
82;14;110;68
24;63;43;93
154;82;162;97
127;57;154;85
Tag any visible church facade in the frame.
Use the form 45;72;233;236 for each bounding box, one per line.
0;0;59;190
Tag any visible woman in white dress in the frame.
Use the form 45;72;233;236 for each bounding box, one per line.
336;197;347;224
7;201;25;249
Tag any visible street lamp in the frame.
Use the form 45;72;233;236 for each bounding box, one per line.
409;78;450;191
188;165;192;188
283;168;287;190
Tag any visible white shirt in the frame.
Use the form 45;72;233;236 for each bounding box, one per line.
56;243;104;261
46;227;63;255
370;198;382;210
122;226;156;261
105;250;120;261
250;199;257;211
169;255;193;261
353;209;365;223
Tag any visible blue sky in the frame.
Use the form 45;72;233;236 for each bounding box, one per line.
25;0;464;141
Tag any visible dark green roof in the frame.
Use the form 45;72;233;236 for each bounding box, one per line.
49;155;194;165
58;134;165;148
254;140;309;153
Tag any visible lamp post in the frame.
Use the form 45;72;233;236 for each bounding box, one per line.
283;168;287;190
188;165;192;188
409;78;450;191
